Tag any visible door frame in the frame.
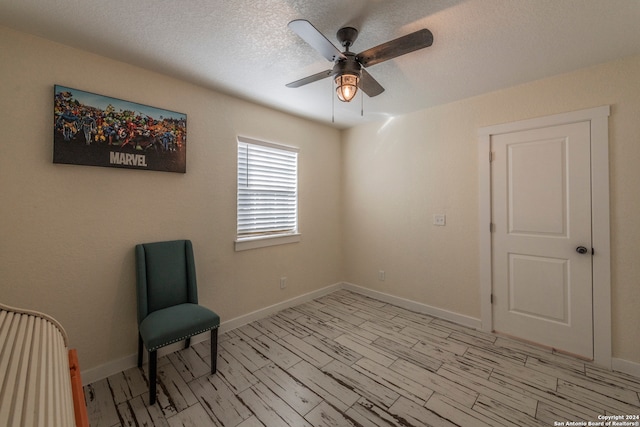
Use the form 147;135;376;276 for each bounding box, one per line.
478;105;611;368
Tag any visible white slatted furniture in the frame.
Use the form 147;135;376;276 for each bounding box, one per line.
0;303;88;427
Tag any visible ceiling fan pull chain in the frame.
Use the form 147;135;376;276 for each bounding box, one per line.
361;90;364;117
331;78;335;123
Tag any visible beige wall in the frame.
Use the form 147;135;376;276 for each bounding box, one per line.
342;55;640;365
0;26;343;371
2;23;639;375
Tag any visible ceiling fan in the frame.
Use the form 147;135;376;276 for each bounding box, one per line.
286;19;434;103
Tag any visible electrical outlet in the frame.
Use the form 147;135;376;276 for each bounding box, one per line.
378;270;386;281
280;277;287;289
433;214;446;226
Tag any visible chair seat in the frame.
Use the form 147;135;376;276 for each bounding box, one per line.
139;303;220;352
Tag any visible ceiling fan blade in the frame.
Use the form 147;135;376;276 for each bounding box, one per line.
286;69;333;88
357;28;433;68
359;69;385;97
288;19;346;62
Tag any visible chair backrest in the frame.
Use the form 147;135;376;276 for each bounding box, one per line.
135;240;198;324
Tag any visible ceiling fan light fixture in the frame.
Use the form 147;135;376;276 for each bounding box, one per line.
335;73;359;102
287;19;433;107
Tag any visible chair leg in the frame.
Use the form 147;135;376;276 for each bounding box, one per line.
211;328;218;374
137;334;144;368
185;337;191;349
149;350;157;405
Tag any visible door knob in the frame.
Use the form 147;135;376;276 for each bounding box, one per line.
576;246;589;254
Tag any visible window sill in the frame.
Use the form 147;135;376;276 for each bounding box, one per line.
235;233;301;251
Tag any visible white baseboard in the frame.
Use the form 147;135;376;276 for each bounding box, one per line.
82;281;639;385
81;282;342;385
612;357;640;378
342;282;482;330
81;354;139;386
218;282;342;333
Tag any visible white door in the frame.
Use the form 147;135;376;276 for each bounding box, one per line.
491;121;593;359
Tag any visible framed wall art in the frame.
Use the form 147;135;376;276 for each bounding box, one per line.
53;85;187;173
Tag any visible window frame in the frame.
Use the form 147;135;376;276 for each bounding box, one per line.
235;136;300;251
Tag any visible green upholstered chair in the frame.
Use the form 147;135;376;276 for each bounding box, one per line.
135;239;220;405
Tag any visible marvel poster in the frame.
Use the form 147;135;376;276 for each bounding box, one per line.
53;85;187;173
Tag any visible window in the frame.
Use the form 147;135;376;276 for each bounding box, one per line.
236;136;299;251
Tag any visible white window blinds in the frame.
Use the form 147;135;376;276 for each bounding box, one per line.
237;137;298;239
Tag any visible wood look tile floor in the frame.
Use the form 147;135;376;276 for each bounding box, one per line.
84;290;640;426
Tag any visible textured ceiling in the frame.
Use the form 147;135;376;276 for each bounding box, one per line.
1;0;640;128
